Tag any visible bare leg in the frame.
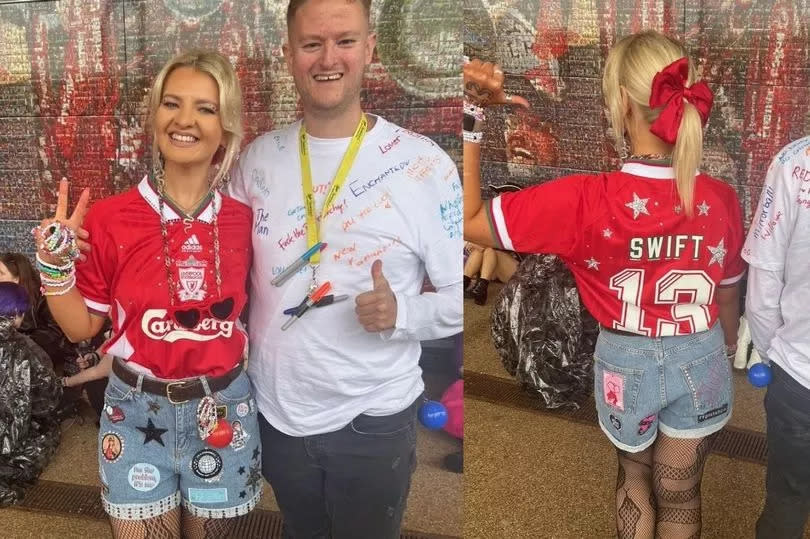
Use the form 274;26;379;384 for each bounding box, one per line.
480;248;497;280
493;250;518;283
464;247;483;278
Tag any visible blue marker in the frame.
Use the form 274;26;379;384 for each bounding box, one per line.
271;242;327;286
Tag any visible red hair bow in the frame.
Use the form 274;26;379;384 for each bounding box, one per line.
649;57;713;145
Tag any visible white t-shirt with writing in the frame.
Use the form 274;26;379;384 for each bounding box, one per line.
228;116;463;436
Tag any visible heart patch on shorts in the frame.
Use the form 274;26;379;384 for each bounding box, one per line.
603;371;625;411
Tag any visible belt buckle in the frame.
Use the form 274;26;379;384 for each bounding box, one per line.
166;381;190;404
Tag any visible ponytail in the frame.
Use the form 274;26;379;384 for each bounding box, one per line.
672;104;703;217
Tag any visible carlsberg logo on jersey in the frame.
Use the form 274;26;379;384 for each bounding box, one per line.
141;309;233;343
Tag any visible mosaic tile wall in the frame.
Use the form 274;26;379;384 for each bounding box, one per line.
465;0;810;227
0;0;462;255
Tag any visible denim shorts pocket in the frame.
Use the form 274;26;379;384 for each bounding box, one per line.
213;370;252;404
104;377;135;403
679;348;730;413
593;355;644;415
350;408;416;438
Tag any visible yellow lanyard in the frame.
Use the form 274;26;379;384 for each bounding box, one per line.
299;114;367;266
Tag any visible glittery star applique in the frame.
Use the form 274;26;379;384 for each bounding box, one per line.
585;257;600;270
602;228;613;238
697;200;711;216
625;193;650;219
707;238;727;266
674;205;682;215
245;463;262;493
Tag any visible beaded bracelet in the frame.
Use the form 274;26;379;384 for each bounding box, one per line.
463;130;483;144
41;274;76;296
33;222;80;261
463;100;486;122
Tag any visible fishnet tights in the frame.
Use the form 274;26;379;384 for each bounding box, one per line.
653;434;712;539
615;434;713;539
617;446;656;539
110;508;237;538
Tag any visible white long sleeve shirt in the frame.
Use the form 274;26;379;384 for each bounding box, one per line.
228;116;463;435
742;136;810;390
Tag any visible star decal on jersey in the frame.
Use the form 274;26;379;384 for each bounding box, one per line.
697;200;711;216
602;228;613;238
585;257;600;270
136;418;168;446
707;238;727;266
625;193;650;219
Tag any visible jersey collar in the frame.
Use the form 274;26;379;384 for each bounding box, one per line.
620;160;675;180
138;175;220;223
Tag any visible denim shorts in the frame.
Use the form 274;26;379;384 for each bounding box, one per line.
593;323;732;453
98;365;262;520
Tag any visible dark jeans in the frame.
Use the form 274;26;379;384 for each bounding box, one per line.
757;363;810;539
258;397;419;539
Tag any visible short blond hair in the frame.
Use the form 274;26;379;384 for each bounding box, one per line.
146;49;243;190
603;31;704;217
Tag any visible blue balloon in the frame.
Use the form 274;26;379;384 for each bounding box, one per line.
418;400;448;430
748;363;772;388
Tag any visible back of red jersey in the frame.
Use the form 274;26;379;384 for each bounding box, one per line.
487;161;745;337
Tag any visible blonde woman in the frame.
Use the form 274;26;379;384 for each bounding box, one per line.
463;32;745;538
32;50;258;538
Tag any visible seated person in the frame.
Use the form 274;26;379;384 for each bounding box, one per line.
0;282;62;506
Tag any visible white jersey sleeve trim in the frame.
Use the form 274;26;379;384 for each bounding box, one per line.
719;270;746;286
490;196;514;251
84;297;111;314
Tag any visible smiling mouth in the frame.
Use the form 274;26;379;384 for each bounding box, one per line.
170;133;198;143
314;73;343;81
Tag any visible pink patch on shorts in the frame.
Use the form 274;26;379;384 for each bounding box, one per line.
603;371;624;411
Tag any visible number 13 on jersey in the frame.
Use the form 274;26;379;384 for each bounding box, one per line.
609;269;714;336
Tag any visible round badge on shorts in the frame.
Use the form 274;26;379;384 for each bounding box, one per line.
101;432;123;463
128;463;161;492
191;449;223;480
236;401;249;418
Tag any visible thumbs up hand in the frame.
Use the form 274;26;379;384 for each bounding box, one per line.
355;259;398;332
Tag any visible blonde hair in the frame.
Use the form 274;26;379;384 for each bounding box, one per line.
603;31;703;217
147;49;243;190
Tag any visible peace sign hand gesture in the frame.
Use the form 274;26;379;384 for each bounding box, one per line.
33;178;92;264
463;59;530;109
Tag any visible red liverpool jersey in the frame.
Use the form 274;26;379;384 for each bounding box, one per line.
76;177;252;378
487;161;746;337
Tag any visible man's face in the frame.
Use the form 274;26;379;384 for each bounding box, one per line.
284;0;376;118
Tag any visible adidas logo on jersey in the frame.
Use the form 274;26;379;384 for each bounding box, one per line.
181;234;203;253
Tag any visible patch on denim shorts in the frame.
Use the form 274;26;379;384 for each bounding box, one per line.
603;371;625;411
191;449;223;479
188;487;228;504
609;414;622;430
638;414;656;435
697;403;728;423
128;463;160;492
101;432;123;463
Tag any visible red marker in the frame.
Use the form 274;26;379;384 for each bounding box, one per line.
281;282;332;330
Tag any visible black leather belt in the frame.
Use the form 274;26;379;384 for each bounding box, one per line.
112;358;242;404
600;325;644;338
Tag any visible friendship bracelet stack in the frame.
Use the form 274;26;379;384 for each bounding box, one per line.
32;221;79;296
463;100;485;145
